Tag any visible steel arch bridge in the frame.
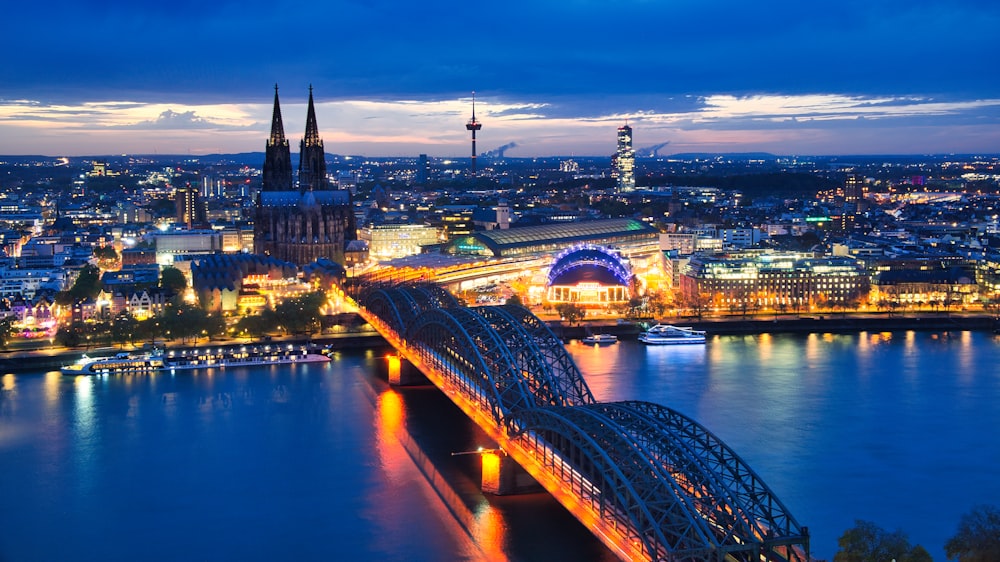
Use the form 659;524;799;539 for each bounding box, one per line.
354;283;809;562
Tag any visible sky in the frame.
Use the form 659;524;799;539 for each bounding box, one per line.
1;0;999;157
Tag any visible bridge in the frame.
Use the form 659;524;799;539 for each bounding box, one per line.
348;281;810;562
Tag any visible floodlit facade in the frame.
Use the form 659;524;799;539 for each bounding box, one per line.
613;124;636;192
680;253;868;311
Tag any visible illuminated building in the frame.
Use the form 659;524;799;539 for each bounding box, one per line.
844;173;866;215
680;254;867;311
175;183;208;228
359;224;443;260
254;85;356;265
612;124;636;192
545;245;632;305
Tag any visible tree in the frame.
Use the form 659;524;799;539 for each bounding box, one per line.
159;266;187;295
57;264;102;305
554;302;584;325
505;293;524;308
834;520;931;562
0;316;13;349
945;505;1000;562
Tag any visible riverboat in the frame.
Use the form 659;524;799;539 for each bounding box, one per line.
61;351;166;375
581;333;619;345
163;345;330;371
638;324;707;345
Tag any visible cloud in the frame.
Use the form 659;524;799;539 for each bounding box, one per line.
111;109;256;130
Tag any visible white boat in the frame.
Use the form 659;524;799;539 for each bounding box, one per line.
63;345;331;375
61;350;166;375
638;324;706;345
163;345;330;371
582;333;618;345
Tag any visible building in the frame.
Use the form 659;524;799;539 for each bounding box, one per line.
612;124;636;192
175;183;208;228
254;86;356;265
680;253;868;312
359;224;442;261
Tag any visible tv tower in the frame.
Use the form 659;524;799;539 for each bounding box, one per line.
465;91;483;176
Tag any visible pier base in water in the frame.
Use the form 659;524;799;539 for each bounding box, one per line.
386;355;425;386
481;450;542;495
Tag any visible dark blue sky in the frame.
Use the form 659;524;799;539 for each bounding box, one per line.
2;0;999;155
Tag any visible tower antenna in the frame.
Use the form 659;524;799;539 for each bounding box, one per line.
465;91;483;176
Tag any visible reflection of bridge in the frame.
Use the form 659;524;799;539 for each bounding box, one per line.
350;282;810;562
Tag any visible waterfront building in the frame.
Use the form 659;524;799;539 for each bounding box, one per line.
679;253;868;311
871;266;979;308
612;124;636;192
254;86;356;265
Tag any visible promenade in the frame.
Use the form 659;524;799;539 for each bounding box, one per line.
4;311;996;374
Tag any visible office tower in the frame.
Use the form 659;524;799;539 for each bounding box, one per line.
845;174;866;215
614;123;636;192
176;183;207;228
416;154;429;185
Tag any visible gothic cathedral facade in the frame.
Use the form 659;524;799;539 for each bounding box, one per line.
253;86;356;265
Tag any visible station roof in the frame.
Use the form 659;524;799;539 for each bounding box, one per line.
452;219;657;257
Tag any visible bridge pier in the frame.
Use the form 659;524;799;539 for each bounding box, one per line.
480;450;542;495
382;354;426;386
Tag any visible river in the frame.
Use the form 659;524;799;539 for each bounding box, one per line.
1;329;998;561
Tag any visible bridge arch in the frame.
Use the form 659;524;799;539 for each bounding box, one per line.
475;305;595;407
405;307;536;428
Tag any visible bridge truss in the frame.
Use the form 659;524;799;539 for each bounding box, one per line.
356;283;809;562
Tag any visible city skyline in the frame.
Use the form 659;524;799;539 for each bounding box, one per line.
2;0;999;157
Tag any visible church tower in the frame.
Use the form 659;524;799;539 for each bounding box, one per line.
254;85;356;266
298;86;328;192
262;84;293;192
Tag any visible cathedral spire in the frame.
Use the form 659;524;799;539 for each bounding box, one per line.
268;83;287;148
262;84;293;191
303;85;322;149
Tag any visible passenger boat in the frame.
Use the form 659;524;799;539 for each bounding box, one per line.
581;333;619;345
638;324;706;345
163;345;330;371
62;345;330;375
61;350;166;375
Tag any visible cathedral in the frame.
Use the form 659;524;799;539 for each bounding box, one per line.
253;86;356;265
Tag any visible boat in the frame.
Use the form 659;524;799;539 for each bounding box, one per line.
62;345;330;375
61;350;166;375
581;333;619;345
163;345;330;371
638;324;706;345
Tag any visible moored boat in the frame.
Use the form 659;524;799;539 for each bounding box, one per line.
638;324;706;345
61;350;166;375
582;333;619;345
163;345;330;371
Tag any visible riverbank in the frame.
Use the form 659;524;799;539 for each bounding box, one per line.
549;312;999;339
4;312;997;374
0;332;388;374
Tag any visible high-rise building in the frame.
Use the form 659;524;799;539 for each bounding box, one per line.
254;86;356;265
175;183;207;228
416;154;430;185
844;174;866;215
613;124;636;192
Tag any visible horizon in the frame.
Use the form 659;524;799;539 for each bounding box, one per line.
2;1;998;157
